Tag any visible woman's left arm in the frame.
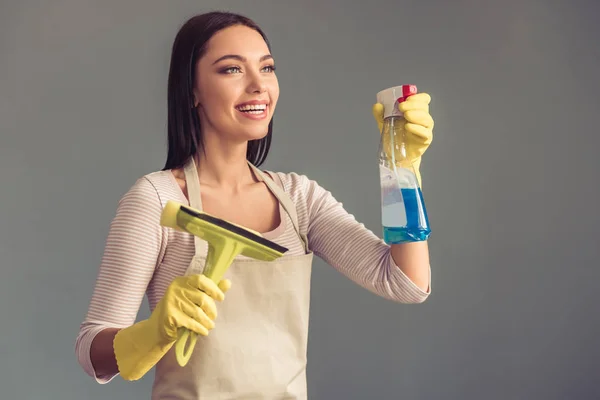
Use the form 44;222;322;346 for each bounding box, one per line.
390;241;430;292
298;174;431;304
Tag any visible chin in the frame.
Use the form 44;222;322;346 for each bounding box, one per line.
234;119;271;140
243;128;270;141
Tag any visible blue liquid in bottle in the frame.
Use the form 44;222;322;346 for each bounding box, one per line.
380;165;431;244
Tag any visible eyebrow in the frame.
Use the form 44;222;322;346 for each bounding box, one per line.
212;54;273;64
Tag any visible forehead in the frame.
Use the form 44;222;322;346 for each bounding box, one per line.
204;25;270;60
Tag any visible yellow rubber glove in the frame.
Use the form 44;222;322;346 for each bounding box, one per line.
113;274;231;381
372;92;434;186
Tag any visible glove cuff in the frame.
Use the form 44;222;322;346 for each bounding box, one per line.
113;320;174;381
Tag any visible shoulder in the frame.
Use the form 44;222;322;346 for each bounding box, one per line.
119;169;186;210
263;170;335;211
263;170;317;197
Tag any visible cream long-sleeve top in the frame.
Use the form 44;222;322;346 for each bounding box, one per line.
75;168;431;383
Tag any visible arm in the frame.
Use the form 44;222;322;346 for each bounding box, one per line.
75;177;165;383
89;328;120;378
298;174;430;303
390;242;430;292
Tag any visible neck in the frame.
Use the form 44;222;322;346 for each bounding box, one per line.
194;135;256;192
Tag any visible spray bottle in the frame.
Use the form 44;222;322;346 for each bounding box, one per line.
377;85;431;244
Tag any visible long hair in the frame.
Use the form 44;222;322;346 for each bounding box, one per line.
162;12;273;171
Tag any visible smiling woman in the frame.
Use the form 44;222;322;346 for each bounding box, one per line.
74;10;434;400
163;14;278;172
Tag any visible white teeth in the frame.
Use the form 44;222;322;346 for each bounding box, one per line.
236;104;267;112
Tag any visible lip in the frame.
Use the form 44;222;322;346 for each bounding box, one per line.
235;99;269;121
235;99;269;107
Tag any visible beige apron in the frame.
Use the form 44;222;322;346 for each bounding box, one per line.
152;157;314;400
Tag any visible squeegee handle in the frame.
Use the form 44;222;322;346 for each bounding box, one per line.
174;272;218;367
175;327;197;366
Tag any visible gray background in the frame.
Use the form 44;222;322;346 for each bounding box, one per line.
1;0;599;399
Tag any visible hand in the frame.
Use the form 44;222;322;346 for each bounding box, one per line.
113;274;231;380
372;92;434;185
153;274;231;341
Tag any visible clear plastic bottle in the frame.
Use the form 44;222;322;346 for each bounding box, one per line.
377;85;431;244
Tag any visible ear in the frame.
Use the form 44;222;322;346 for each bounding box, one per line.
192;88;200;109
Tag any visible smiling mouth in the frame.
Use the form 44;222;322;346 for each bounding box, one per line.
235;104;267;115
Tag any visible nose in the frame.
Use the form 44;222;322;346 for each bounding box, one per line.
246;70;266;94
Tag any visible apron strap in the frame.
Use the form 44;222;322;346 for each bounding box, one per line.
183;156;203;209
183;157;207;256
247;162;310;254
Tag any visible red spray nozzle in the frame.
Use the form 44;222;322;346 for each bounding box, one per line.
397;84;418;103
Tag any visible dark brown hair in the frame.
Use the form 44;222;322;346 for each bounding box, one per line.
162;11;273;171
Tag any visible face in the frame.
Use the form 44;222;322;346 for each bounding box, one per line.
193;25;279;143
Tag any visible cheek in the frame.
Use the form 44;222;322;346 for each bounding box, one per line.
200;82;236;117
269;81;280;107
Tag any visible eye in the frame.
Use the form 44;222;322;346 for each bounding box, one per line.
221;66;242;74
262;64;276;73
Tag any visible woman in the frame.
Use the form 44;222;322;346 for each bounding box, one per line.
75;11;434;399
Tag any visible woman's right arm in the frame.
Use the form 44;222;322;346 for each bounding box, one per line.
89;328;120;377
75;177;166;383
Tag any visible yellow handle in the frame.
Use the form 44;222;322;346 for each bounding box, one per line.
173;273;216;367
175;327;198;366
